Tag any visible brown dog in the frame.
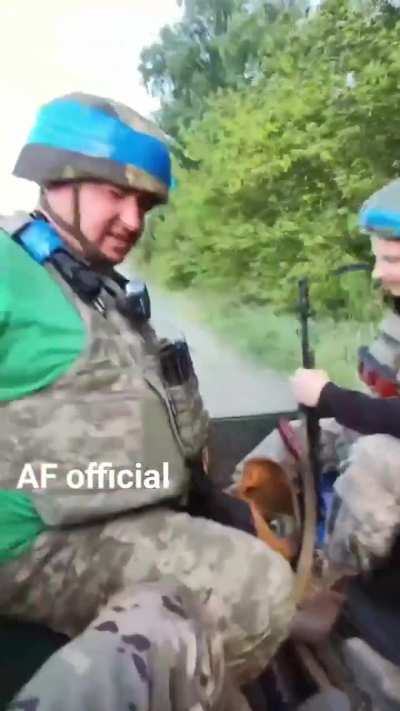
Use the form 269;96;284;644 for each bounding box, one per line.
236;457;299;561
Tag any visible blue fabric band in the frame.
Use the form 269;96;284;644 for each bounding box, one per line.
27;100;171;188
360;208;400;238
18;219;63;264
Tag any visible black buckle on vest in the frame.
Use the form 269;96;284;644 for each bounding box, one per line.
13;219;151;321
50;250;104;305
115;280;151;323
49;251;151;323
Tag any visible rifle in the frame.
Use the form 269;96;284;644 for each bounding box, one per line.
298;277;322;516
279;266;371;601
278;277;320;601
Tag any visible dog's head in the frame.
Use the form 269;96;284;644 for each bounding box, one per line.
237;457;294;519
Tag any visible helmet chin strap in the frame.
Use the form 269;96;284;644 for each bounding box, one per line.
39;184;112;270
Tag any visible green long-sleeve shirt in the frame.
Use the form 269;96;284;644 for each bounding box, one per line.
0;229;86;562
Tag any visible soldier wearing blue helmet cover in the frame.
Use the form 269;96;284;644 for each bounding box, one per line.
0;92;296;710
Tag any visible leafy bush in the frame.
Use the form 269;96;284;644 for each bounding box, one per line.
136;0;400;320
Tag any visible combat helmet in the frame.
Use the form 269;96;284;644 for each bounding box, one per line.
359;178;400;239
13;92;172;263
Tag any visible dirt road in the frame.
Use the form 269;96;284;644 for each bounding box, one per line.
148;285;297;418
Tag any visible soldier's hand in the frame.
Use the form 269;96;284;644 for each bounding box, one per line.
290;368;330;407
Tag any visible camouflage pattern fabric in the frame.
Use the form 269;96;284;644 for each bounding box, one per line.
327;434;400;572
367;308;400;385
229;417;400;574
7;579;251;711
0;507;295;686
0;221;296;686
343;638;400;711
0;228;209;525
166;374;210;459
13;92;171;203
228;416;347;495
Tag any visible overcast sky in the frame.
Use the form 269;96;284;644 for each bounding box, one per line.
0;0;182;212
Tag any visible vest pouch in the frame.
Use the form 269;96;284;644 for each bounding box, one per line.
1;367;188;526
165;373;209;459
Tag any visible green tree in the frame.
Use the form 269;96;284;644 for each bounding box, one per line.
142;0;400;318
138;0;295;138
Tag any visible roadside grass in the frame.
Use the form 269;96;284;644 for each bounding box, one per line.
131;261;378;389
179;290;375;388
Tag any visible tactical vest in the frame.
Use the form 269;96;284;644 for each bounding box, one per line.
358;308;400;398
0;213;209;526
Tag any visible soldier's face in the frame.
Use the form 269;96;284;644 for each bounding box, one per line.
45;181;156;264
371;236;400;296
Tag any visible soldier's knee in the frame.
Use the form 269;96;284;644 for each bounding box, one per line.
337;433;400;500
221;540;296;681
348;433;400;466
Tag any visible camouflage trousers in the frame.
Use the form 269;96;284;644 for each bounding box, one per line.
230;417;400;574
0;508;295;685
7;579;252;711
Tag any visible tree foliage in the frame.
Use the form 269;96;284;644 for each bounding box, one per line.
138;0;295;137
138;0;400;318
